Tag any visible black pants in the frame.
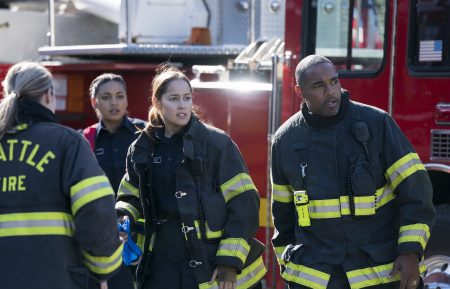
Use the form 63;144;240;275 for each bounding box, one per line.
143;260;197;289
144;221;196;289
108;264;135;289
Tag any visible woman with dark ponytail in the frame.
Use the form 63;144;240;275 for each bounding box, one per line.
0;62;123;289
116;65;266;289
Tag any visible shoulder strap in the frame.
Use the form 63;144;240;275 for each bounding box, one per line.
82;124;97;152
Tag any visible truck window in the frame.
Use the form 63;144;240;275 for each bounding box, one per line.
409;0;450;72
307;0;386;73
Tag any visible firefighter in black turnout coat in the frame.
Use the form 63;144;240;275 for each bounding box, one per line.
82;73;146;289
115;66;266;289
0;62;123;289
271;55;435;289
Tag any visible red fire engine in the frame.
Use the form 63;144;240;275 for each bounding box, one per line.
1;0;449;288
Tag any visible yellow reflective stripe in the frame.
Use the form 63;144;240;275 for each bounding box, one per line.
339;196;351;215
309;199;341;218
291;184;399;220
199;256;266;289
221;173;257;203
274;246;286;265
194;220;223;239
136;231;155;252
398;223;430;250
83;243;123;275
14;123;28;131
0;212;74;237
385;153;425;191
353;196;375;216
374;186;396;209
70;175;113;215
115;201;140;221
282;262;330;289
310;196;376;218
346;263;397;289
117;180;140;198
216;238;250;264
308;186;397;219
272;183;294;203
419;263;426;274
346;262;425;289
235;256;266;289
136;233;145;251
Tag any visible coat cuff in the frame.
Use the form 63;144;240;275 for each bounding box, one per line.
397;223;431;258
215;238;250;271
115;201;140;222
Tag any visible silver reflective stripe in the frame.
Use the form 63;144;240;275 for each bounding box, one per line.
354;201;375;209
309;204;340;214
0;219;74;230
387;158;422;184
376;186;392;204
222;177;254;200
71;181;110;204
219;243;250;256
84;253;122;270
284;266;328;287
348;267;390;286
118;181;139;198
273;187;291;198
236;262;265;286
399;229;429;243
341;201;350;211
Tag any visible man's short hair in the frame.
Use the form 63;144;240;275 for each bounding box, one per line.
295;55;334;87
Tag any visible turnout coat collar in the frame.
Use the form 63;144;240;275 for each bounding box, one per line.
131;116;206;163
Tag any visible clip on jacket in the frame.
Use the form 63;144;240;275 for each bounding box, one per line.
294;190;311;227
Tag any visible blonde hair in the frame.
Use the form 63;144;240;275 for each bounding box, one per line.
0;61;53;140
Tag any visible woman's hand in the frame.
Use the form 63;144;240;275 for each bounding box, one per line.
119;231;128;243
209;265;237;289
117;215;129;243
99;281;108;289
118;215;129;224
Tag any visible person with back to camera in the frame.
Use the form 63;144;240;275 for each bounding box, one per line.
271;55;435;289
115;65;267;289
0;61;123;289
81;73;146;289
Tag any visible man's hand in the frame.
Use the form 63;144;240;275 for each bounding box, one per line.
389;253;420;289
209;265;237;289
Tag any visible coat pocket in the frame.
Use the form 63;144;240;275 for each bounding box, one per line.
350;155;376;197
200;182;227;237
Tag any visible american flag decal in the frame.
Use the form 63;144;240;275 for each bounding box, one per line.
419;40;443;62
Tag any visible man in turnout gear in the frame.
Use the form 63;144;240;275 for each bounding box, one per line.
271;55;435;289
0;62;123;289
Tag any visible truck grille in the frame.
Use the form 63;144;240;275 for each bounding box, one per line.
431;130;450;160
